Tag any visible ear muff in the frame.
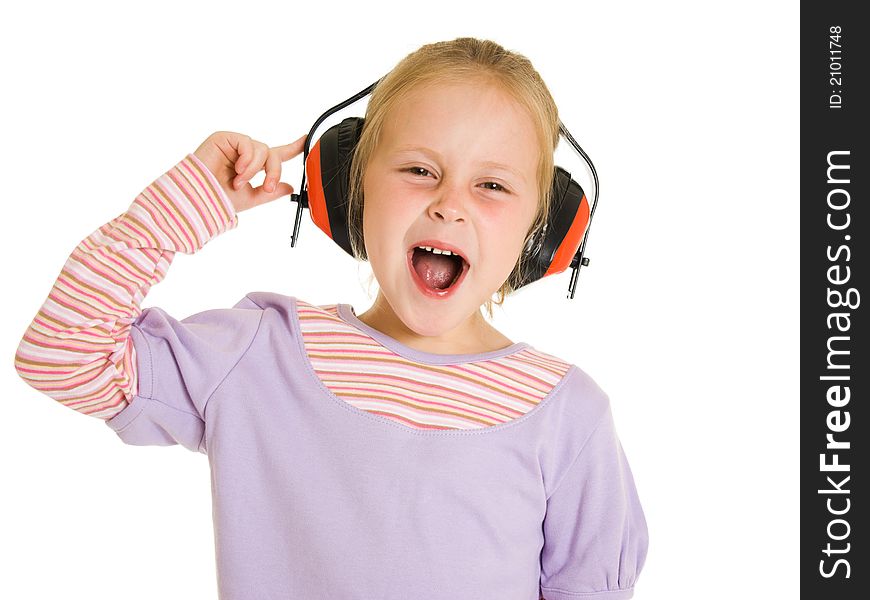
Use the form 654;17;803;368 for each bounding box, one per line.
304;116;365;257
508;166;591;290
303;116;592;292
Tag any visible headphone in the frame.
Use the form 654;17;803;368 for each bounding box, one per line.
289;77;599;299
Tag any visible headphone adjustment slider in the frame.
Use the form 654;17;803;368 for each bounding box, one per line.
290;190;309;248
566;253;590;299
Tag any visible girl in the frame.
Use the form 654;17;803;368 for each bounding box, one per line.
14;37;648;599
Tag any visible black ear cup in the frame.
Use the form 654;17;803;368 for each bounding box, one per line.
503;166;590;291
304;116;365;257
538;168;590;285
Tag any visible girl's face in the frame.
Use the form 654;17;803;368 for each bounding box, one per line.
361;79;540;342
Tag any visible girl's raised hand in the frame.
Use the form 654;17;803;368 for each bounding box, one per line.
193;131;307;213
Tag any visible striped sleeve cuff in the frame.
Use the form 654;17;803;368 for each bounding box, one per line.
117;153;239;254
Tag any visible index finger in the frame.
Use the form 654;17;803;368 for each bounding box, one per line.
272;134;307;162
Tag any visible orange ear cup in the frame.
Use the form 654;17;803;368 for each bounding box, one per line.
304;141;333;242
545;193;591;277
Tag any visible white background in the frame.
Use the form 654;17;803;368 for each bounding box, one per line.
1;1;799;598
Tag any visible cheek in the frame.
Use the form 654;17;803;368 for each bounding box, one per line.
481;205;528;244
361;174;392;246
364;192;405;233
362;189;413;262
366;179;422;229
362;201;389;258
480;205;536;269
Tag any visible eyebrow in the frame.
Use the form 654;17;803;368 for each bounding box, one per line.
391;145;527;183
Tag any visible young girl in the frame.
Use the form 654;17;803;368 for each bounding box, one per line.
14;37;648;599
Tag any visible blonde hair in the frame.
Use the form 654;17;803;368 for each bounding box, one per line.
347;37;560;319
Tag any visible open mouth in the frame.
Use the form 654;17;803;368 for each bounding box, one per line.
407;245;470;298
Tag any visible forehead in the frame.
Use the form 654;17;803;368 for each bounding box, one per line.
376;80;540;177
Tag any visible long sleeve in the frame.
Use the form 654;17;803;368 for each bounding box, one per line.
13;153;239;421
539;403;649;599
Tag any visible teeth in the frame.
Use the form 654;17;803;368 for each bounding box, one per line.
417;245;454;256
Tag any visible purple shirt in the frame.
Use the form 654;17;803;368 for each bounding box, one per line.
105;291;648;599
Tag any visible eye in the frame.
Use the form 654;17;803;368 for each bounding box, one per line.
404;167;509;193
479;181;507;193
406;166;433;177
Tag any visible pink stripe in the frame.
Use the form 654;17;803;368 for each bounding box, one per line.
141;185;195;251
130;193;177;248
49;284;122;320
107;209;158;249
65;254;148;307
177;159;222;234
319;370;529;415
75;244;143;286
451;364;540;397
184;153;235;225
79;245;151;289
333;383;514;421
477;357;555;390
166;170;209;243
474;362;552;395
13;364;75;377
513;350;569;372
313;354;540;402
20;334;110;356
113;212;162;251
56;274;124;316
60;262;131;308
45;290;109;323
20;336;108;357
30;318;113;343
305;346;398;359
20;367;105;389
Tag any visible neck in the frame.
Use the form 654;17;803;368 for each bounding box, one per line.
354;292;513;355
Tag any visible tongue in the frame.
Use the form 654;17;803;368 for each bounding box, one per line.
413;250;460;290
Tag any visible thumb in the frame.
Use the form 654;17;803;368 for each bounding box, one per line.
248;181;295;209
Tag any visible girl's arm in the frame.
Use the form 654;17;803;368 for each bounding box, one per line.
539;402;649;599
13;153;238;421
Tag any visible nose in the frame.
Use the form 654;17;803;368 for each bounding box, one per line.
427;180;469;223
